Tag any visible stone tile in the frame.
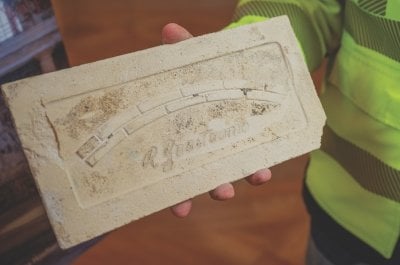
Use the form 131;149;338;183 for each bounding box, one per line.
1;16;325;249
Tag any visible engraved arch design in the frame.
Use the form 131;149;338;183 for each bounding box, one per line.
76;79;289;167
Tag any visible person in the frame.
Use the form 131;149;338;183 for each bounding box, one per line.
170;0;400;264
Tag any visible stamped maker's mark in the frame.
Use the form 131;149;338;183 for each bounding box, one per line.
75;83;286;167
142;122;249;172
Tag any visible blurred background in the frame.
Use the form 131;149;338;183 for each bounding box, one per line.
0;0;312;264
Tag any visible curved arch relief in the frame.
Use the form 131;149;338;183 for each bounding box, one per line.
77;82;288;168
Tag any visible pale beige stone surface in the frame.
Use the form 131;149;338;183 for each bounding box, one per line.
1;16;325;249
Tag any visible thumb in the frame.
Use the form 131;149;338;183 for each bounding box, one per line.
162;23;193;44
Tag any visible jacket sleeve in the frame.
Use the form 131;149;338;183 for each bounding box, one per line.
228;0;343;71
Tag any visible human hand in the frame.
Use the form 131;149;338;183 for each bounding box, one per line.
161;23;272;218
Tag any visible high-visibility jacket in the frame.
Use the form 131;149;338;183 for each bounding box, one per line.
230;0;400;259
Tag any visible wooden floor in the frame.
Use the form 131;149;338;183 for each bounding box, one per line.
50;1;311;264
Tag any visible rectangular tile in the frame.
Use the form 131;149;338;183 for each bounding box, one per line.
1;16;325;249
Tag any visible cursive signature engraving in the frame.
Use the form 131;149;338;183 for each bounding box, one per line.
142;122;249;172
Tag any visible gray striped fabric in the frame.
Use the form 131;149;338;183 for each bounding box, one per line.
321;126;400;202
346;0;400;62
358;0;387;16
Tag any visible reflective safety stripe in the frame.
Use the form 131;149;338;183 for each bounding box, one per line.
225;15;268;30
322;126;400;202
346;0;400;62
387;0;400;20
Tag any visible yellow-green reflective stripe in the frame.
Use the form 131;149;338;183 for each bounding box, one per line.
386;0;400;20
307;150;400;258
321;83;400;171
329;31;400;131
322;126;400;202
225;15;268;30
238;0;255;6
